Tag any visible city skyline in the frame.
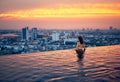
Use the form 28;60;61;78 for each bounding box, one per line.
0;0;120;29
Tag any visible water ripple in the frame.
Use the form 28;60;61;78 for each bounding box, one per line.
0;45;120;82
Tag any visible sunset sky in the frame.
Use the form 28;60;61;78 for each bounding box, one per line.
0;0;120;30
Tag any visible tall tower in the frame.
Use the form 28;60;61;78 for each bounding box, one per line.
52;32;59;41
31;28;37;40
22;26;29;41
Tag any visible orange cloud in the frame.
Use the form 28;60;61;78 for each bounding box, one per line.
0;3;120;19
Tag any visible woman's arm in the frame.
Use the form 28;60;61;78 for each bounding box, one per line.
83;44;86;52
75;42;79;50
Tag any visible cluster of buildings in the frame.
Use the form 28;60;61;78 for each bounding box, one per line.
22;27;37;41
21;26;78;44
0;26;120;55
22;27;61;42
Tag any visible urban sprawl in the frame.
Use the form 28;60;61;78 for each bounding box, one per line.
0;26;120;55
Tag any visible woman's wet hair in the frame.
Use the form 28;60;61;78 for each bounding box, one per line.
78;36;84;44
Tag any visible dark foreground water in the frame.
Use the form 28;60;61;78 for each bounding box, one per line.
0;45;120;82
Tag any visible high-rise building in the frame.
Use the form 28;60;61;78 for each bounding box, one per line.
31;28;37;40
52;32;59;41
22;26;29;41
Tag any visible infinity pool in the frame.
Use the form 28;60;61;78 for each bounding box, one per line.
0;45;120;82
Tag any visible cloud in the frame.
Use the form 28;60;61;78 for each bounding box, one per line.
0;3;120;19
0;0;120;29
0;0;120;12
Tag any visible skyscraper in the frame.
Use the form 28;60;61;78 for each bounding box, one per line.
22;26;29;41
31;28;37;40
52;32;59;41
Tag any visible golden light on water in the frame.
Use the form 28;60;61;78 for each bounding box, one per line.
0;45;120;81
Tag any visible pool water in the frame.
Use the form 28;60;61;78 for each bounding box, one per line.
0;45;120;82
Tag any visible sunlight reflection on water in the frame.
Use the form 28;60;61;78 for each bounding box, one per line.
0;45;120;82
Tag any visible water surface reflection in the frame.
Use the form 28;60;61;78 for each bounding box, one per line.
0;45;120;82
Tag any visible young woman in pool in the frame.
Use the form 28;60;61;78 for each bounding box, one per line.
75;36;86;58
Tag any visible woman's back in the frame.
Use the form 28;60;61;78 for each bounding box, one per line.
76;36;86;52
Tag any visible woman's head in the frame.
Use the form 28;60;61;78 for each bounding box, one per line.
78;36;84;44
